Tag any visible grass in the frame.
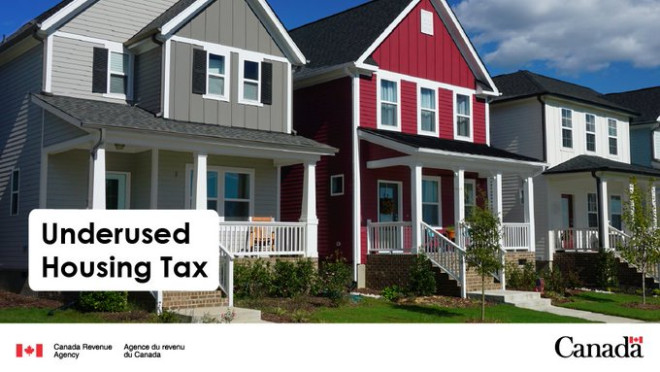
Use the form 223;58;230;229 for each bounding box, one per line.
0;308;110;323
557;292;660;322
308;297;591;323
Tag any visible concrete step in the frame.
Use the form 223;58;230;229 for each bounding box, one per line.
174;306;264;323
467;290;545;305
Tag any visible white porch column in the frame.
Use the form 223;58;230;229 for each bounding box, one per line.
600;177;610;250
300;162;319;258
90;145;106;210
192;153;207;210
410;164;423;253
150;149;159;209
524;176;536;253
454;169;465;246
492;173;503;223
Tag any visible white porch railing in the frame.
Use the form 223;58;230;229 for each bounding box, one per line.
367;221;414;253
551;228;600;252
608;226;629;249
219;222;306;257
420;222;467;297
502;223;531;250
219;244;234;307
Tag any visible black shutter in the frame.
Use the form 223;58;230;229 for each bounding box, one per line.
261;61;273;105
92;48;108;93
192;49;207;95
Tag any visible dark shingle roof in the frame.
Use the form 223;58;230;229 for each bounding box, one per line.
605;87;660;126
33;94;336;154
544;155;660;178
492;70;638;116
0;0;76;54
130;0;198;43
359;128;541;162
289;0;413;73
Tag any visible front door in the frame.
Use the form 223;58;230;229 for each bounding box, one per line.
378;181;401;222
560;194;574;249
106;173;130;210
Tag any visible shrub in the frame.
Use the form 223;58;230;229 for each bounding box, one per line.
78;292;128;313
318;253;353;306
542;267;581;295
505;262;537;291
271;259;318;298
408;254;436;296
595;250;619;289
234;259;273;299
381;285;404;302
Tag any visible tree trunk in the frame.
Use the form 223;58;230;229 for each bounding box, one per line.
642;271;646;305
481;273;486;322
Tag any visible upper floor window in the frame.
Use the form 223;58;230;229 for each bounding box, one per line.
455;94;472;140
241;60;261;103
585;114;596;152
193;49;230;101
419;87;437;135
379;78;400;130
561;109;573;148
608;119;618;155
10;168;19;216
207;54;228;99
93;47;132;98
109;52;129;95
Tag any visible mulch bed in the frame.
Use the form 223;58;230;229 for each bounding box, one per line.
0;291;63;309
97;311;156;323
398;296;482;309
238;296;335;323
623;303;660;310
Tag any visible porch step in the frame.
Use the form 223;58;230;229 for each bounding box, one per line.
467;290;551;307
614;254;660;289
432;269;461;297
174;307;265;323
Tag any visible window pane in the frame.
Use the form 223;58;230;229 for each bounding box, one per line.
587;133;596;152
208;76;225;96
225;173;250;200
110;75;127;94
586;115;596;132
610;138;618;155
381;80;397;102
562;129;573;148
209;54;225;75
225;201;250;221
562;109;572;128
381;103;397;126
608;120;617;136
457;95;470;115
110;52;128;74
244;82;258;101
422;180;438;203
421;88;435;109
458;117;470;137
465;183;475;205
244;61;259;80
207;172;218;199
421;111;435;132
11;194;18;215
331;177;343;195
423;204;439;226
11;171;18;191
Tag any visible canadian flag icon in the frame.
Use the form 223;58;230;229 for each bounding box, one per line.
629;337;644;344
16;344;43;358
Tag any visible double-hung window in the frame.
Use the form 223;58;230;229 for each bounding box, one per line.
379;79;399;129
207;53;228;99
109;52;129;95
10;168;19;216
587;193;598;228
610;195;622;230
419;87;437;135
585;114;596;152
562;109;573;148
422;177;441;227
241;59;261;104
455;94;471;140
93;47;132;98
187;167;253;222
608;119;618;155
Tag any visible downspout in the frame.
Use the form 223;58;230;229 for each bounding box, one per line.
537;96;547;162
91;128;105;160
592;171;605;252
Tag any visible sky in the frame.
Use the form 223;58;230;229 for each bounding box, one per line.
1;0;659;94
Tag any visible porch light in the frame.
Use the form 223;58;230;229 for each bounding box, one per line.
114;144;126;151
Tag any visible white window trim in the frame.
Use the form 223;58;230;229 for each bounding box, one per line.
330;174;345;196
418;84;438;137
587;192;598;228
203;47;231;102
377;180;403;222
238;54;264;107
585;114;596;153
561;108;573;149
653;130;660;161
454;93;473;142
464;178;477;217
104;44;134;100
608;119;619;156
185;165;255;221
10;168;19;216
422;176;442;228
106;171;132;209
376;73;402;131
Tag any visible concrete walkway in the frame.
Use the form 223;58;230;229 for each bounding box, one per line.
468;290;644;323
174;306;269;324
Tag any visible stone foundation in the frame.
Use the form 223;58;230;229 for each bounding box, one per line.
505;252;537;268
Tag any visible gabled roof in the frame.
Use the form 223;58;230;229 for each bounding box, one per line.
544;155;660;178
359;128;541;162
130;0;201;42
605;87;660;126
492;70;638;116
32;94;336;155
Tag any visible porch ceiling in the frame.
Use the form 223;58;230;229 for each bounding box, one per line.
32;94;337;158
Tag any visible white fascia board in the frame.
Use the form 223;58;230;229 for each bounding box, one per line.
161;0;214;36
31;95;84;127
39;0;94;32
250;0;307;65
417;147;547;171
356;0;421;65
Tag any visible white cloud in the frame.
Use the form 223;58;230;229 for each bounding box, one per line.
453;0;660;73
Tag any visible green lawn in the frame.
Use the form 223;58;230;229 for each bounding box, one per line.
0;308;161;323
557;292;660;322
309;298;591;323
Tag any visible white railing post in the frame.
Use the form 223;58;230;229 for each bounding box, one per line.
300;162;319;258
411;164;423;254
460;254;467;298
454;169;465;246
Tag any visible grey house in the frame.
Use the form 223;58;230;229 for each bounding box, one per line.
0;0;335;308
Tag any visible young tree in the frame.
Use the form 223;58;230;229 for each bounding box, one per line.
464;204;504;321
621;177;660;304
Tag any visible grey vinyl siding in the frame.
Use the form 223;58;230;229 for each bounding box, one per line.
490;99;544;161
47;150;89;209
630;127;652;167
157;151;277;217
135;47;162;114
60;0;179;43
43;112;89;148
51;35;126;103
175;0;285;58
0;45;43;270
170;42;288;132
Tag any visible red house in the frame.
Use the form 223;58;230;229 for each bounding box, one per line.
286;0;545;296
